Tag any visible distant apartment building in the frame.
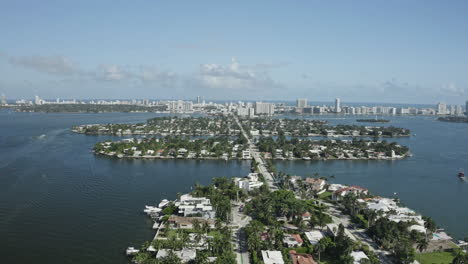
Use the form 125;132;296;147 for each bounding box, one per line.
168;100;193;112
0;94;6;105
255;102;275;115
335;98;341;113
237;107;250;117
437;102;447;115
296;98;308;108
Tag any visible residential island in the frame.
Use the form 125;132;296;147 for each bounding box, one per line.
356;119;391;123
73;116;411;138
93;136;410;161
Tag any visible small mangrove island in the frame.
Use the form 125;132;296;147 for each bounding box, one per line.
438;116;468;123
356;119;390;123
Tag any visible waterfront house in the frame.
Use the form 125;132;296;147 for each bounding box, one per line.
242;150;251;159
304;178;326;194
289;250;318;264
175;194;215;219
156;248;196;263
234;173;264;191
167;216;215;229
261;250;284;264
332;186;368;200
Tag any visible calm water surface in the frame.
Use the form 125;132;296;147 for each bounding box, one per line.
0;112;250;264
0;112;467;264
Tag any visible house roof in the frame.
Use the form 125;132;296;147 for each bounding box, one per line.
168;215;215;225
350;251;368;264
261;250;284;264
335;185;368;194
305;178;325;185
289;250;318;264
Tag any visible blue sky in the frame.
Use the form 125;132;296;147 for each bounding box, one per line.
1;0;467;104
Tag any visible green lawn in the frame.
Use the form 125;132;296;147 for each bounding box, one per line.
318;191;332;200
417;251;456;264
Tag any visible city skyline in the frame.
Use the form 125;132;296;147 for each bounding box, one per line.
1;1;468;104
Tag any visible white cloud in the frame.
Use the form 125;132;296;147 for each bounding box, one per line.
8;55;81;75
440;82;465;96
95;64;130;81
199;58;281;90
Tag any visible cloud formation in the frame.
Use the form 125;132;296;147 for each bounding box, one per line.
199;58;282;90
8;55;81;75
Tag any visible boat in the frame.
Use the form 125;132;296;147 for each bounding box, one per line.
126;247;139;256
143;205;162;215
458;171;465;178
158;199;170;208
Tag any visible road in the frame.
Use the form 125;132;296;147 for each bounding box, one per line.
324;202;395;264
232;113;393;263
233;114;277;190
230;202;251;264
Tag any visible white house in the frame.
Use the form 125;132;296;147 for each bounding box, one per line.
350;251;368;264
304;230;324;245
175;194;215;219
261;250;284;264
156;249;196;263
332;186;368;200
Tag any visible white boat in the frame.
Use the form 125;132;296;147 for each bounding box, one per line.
144;206;162;214
158;199;170;208
126;247;139;256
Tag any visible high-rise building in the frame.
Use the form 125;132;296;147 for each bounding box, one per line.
168;100;193;112
296;98;308;108
1;94;6;105
196;96;201;104
255;102;275;115
335;98;341;113
449;105;456;115
34;95;42;105
466;101;468;115
437;102;447;115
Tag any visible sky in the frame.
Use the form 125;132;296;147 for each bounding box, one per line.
1;0;468;104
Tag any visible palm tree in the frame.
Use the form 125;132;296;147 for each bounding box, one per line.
315;237;330;262
451;250;467;264
416;238;429;253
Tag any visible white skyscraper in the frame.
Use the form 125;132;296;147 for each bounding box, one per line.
296;98;308;108
255;102;275;115
1;94;6;105
437;102;447;115
34;95;42;105
335;98;341;113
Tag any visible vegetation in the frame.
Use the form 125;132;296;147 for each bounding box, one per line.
438;116;468;123
241;117;410;137
73;116;240;136
356;119;390;123
416;250;460;264
256;136;410;159
94;136;248;159
131;177;239;264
